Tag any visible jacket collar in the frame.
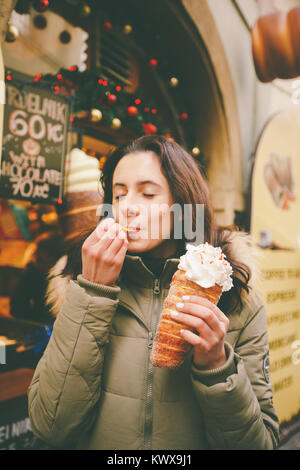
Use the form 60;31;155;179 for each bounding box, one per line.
116;253;182;332
119;253;181;291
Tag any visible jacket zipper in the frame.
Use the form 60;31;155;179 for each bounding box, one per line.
144;278;161;450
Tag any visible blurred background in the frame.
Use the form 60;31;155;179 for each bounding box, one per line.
0;0;299;450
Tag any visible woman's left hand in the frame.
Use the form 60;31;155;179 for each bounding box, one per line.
170;295;230;370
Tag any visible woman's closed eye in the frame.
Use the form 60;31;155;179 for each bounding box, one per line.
115;194;155;200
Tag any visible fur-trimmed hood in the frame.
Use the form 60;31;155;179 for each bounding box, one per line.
46;230;263;318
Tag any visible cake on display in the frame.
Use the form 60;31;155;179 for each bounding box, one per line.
59;148;103;242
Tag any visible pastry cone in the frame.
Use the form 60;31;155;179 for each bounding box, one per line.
150;269;222;369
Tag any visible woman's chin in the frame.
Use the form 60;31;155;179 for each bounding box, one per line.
126;238;160;253
127;239;149;251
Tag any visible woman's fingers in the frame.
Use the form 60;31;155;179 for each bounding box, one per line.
83;218;115;248
109;230;128;257
95;218;116;240
173;303;227;338
181;295;229;328
93;223;120;251
170;309;216;342
114;237;129;265
90;222;126;258
179;329;210;351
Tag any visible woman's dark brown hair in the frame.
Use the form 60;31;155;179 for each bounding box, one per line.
60;135;251;315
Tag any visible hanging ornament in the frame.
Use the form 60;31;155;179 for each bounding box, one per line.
142;123;158;135
5;25;19;43
33;14;47;30
123;24;133;35
33;72;42;82
59;30;71;44
90;109;103;122
33;0;49;13
81;4;91;16
192;147;201;156
169;77;179;87
180;112;189;121
107;93;117;104
103;22;113;33
127;106;138;117
149;59;158;69
111;118;122;129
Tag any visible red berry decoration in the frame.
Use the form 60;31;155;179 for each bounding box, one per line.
103;22;112;32
149;59;158;69
107;94;117;103
128;106;138;117
180;112;189;121
33;0;49;13
143;123;158;135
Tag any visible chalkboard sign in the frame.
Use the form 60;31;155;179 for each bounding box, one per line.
0;70;70;203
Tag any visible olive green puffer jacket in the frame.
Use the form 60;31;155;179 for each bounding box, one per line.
27;232;280;450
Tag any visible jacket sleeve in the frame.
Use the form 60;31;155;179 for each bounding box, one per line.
190;290;280;450
27;275;121;448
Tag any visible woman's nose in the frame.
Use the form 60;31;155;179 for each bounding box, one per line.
120;197;140;218
127;208;138;216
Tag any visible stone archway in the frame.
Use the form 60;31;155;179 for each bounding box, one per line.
177;0;244;227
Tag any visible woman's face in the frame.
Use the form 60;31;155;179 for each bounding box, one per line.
112;151;177;256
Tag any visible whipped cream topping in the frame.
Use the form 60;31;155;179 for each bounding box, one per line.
178;242;233;292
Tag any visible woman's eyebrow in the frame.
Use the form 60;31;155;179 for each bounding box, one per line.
113;180;162;189
137;180;162;189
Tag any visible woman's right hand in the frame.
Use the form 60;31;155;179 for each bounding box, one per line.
81;218;128;286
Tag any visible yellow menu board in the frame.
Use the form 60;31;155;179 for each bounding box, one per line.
251;106;300;424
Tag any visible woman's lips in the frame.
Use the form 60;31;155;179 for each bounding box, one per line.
126;227;142;239
120;225;141;233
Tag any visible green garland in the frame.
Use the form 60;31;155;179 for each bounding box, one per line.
40;67;171;137
37;68;208;173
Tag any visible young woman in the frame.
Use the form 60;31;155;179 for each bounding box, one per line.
28;135;280;450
